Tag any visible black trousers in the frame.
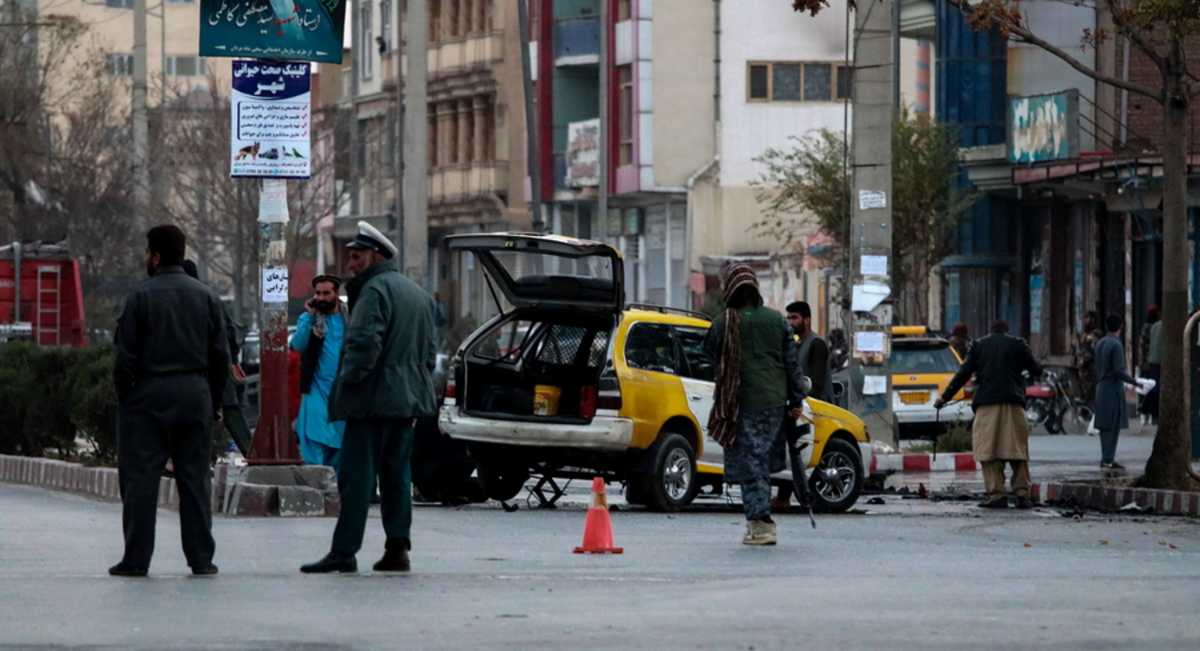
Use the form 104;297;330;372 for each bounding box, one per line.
331;419;414;556
117;375;215;569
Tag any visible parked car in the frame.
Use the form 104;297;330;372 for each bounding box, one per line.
890;326;973;438
438;233;872;512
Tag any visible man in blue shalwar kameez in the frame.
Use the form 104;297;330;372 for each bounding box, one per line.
290;274;347;469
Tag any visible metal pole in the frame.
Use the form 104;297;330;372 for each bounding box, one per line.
248;178;301;464
349;0;361;222
132;0;149;229
598;0;608;243
159;1;166;107
403;0;428;285
517;0;542;231
891;0;901;112
392;1;405;262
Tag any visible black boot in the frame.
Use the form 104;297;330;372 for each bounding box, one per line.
108;562;148;577
373;538;411;573
300;552;358;574
191;562;219;576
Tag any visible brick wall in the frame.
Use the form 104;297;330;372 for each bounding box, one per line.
1117;35;1200;154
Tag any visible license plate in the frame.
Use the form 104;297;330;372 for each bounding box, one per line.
899;391;929;405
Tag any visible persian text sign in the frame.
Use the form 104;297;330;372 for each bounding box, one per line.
201;0;346;64
1008;90;1079;164
230;60;311;178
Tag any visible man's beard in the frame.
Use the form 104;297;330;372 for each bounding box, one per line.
314;300;338;313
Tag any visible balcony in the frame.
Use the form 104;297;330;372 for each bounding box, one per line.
554;15;599;66
428;161;510;203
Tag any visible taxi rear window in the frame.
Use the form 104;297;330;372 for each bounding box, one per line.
889;343;960;374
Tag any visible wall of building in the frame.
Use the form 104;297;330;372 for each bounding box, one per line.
647;0;714;189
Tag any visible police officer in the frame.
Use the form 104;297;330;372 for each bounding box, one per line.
301;222;438;574
110;225;229;577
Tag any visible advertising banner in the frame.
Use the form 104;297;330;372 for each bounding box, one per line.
201;0;346;64
230;60;311;179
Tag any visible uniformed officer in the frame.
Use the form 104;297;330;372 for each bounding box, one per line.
110;225;229;577
301;222;438;574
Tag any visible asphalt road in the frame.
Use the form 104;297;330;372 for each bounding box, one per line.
2;483;1199;650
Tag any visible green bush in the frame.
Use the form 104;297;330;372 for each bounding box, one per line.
0;343;118;464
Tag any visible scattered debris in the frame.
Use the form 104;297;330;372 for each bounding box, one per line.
1119;502;1152;513
1099;540;1110;545
917;483;928;499
1023;543;1033;548
866;497;886;505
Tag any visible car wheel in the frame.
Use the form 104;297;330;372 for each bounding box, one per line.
1025;401;1047;430
641;433;699;512
476;461;530;502
809;438;862;513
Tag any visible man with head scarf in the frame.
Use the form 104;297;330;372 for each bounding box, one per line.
289;274;348;470
703;263;807;545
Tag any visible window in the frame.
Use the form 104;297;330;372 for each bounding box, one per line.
104;53;134;76
476;0;491;32
104;0;133;7
428;113;439;167
674;326;714;382
747;61;849;103
166;55;200;77
165;0;194;4
446;0;458;38
836;64;853;100
617;0;632;21
748;63;769;100
360;3;373;80
430;0;441;43
618;65;633;166
624;324;679;375
379;0;391;53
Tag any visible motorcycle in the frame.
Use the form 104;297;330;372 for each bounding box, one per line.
1024;368;1093;434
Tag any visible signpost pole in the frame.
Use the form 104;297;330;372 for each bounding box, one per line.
249;178;301;464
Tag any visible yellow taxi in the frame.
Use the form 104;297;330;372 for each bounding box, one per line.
438;233;872;512
890;326;972;437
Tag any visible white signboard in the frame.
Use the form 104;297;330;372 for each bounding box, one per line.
858;190;887;210
851;282;890;313
262;266;290;303
231;60;312;178
860;255;888;276
564;118;600;188
855;331;886;354
862;375;888;395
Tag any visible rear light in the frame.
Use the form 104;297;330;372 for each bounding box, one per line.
579;386;598;419
444;378;456;400
597;372;622;411
964;383;975;399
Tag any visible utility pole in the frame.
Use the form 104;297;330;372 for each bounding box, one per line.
391;1;404;261
517;0;542;231
349;0;361;223
402;0;428;286
597;0;608;244
849;0;896;447
132;0;149;229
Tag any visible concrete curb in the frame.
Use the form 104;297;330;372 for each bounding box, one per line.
871;452;977;475
1;453;230;514
1032;481;1200;516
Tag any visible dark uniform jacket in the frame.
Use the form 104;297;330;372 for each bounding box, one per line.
942;332;1041;409
1094;334;1135;431
113;266;229;412
329;260;438;421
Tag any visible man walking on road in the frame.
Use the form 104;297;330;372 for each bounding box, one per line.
936;320;1041;509
290;274;348;470
704;264;807;545
774;300;830;511
1095;314;1138;471
110;226;228;577
301;222;438;574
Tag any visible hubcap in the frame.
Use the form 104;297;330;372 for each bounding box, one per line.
662;448;692;501
813;451;856;503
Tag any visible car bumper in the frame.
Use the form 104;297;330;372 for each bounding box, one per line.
893;400;973;425
438;406;634;451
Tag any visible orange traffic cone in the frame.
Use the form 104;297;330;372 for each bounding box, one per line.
573;477;624;554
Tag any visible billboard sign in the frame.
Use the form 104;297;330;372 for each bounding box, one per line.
1008;90;1079;164
201;0;346;64
565;118;600;188
230;60;311;178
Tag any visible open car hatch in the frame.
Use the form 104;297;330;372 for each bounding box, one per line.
446;233;624;313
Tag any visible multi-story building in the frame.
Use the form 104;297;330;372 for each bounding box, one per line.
332;0;530;325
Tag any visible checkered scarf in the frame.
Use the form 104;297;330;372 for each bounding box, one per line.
708;263;760;447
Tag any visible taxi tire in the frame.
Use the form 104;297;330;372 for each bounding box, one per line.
477;461;530;502
808;438;862;513
642;433;699;512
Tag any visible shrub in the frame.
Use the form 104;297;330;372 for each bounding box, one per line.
67;346;119;464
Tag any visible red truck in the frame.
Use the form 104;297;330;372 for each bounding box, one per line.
0;241;87;347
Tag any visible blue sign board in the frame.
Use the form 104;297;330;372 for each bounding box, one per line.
1008;90;1080;164
200;0;346;64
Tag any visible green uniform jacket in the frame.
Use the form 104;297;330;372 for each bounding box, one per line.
329;260;438;421
703;305;805;412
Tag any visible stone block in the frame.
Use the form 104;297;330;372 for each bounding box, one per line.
293;466;337;490
277;485;327;517
242;466;303;486
229;482;279;517
323;492;342;517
